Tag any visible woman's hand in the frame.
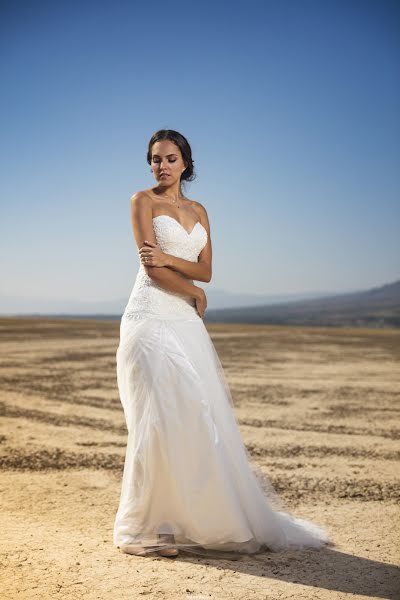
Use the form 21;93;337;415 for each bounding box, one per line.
194;287;207;319
139;240;168;267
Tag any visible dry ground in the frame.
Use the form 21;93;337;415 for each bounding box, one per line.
0;317;399;600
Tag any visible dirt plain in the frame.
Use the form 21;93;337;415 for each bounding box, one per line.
0;317;399;600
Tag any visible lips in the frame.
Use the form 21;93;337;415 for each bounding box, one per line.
160;174;169;177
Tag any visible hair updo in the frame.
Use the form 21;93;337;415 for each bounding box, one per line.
147;129;196;190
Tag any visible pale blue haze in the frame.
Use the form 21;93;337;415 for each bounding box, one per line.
1;0;399;309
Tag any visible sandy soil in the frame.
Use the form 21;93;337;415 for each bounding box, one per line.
0;317;399;599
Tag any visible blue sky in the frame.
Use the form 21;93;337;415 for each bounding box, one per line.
1;0;399;308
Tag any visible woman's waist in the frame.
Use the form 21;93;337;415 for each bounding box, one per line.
124;272;197;317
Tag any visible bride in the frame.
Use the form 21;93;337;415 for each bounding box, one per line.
113;129;332;558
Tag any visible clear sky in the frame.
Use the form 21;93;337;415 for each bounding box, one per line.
1;0;399;306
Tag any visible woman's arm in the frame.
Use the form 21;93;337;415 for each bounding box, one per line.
147;262;203;298
130;192;203;299
163;254;211;282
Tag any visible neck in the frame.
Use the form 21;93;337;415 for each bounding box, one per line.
154;183;183;202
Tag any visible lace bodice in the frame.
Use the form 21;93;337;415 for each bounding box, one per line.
122;215;208;321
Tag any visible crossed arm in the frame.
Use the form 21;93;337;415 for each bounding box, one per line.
163;253;211;283
130;192;212;297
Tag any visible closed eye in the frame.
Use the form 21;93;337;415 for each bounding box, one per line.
153;159;176;163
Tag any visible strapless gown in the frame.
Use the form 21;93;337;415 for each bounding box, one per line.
113;214;332;557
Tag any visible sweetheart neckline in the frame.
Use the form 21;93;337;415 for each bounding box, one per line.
152;214;206;236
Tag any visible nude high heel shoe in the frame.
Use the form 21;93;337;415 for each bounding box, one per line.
120;545;147;556
157;533;179;557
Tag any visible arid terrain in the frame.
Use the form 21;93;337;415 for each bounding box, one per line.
0;317;399;599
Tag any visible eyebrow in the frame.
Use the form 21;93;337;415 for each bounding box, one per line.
152;153;178;158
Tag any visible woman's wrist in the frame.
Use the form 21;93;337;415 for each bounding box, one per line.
163;253;174;268
192;285;204;301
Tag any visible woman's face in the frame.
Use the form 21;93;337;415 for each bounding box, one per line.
150;140;186;186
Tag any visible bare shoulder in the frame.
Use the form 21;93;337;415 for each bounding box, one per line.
130;189;152;202
190;199;209;222
130;189;154;209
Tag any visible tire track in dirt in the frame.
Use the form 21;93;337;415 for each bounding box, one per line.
0;402;125;433
239;417;399;440
1;448;398;503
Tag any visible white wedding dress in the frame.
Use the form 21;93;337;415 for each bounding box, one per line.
113;214;332;557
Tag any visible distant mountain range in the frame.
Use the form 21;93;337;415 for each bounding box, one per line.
0;279;399;328
0;286;358;315
204;279;400;328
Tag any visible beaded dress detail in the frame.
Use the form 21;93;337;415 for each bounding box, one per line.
123;215;207;321
113;214;332;557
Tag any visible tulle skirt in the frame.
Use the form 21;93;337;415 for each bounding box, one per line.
113;314;332;557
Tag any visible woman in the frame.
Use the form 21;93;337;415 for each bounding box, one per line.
113;129;332;559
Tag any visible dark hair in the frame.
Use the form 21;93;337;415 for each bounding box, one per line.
147;129;196;191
